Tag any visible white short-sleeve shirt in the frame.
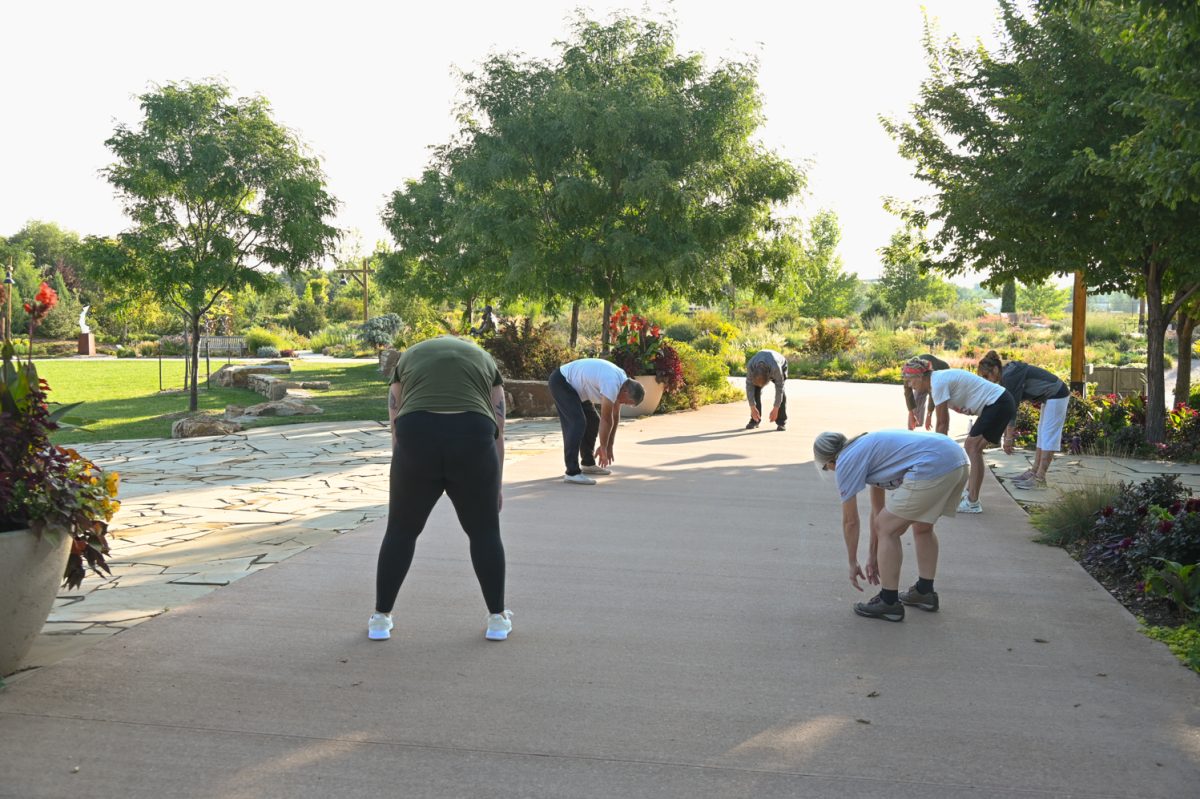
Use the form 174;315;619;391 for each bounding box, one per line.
930;369;1005;415
559;359;628;404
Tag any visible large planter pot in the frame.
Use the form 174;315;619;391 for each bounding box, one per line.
0;529;70;677
621;375;665;418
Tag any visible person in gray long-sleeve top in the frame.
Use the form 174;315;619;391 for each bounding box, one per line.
745;349;788;431
977;350;1070;490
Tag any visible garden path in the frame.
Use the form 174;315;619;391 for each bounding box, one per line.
2;381;1196;797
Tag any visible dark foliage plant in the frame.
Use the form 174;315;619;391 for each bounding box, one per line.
1084;475;1200;581
480;319;576;381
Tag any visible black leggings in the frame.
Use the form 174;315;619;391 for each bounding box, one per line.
549;368;600;476
375;411;505;614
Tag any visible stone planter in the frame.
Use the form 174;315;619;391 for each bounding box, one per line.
621;375;665;418
0;529;71;676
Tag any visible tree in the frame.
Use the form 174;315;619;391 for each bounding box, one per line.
1017;278;1070;317
882;4;1200;441
1000;279;1017;314
876;224;957;316
793;211;859;320
385;13;804;349
93;80;338;410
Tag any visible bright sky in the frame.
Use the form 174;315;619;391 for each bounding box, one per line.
0;0;1004;281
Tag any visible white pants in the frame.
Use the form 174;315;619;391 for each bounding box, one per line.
1037;396;1069;452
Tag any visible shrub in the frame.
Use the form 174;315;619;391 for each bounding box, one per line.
690;310;739;341
359;313;403;349
244;326;288;355
934;320;969;348
136;341;159;357
664;321;698;342
480;319;576;380
256;345;280;358
308;324;360;352
691;333;726;355
288;298;327;336
116;347;138;358
659;341;737;412
803;320;857;359
1082;475;1200;580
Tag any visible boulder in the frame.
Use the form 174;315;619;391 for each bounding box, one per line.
300;381;331;390
504;379;556;417
224;405;245;420
172;416;244;439
379;348;401;376
211;362;292;388
236;399;323;418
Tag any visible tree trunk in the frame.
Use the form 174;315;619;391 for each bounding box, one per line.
188;313;201;412
1144;268;1168;443
569;300;580;349
1174;312;1198;408
462;298;474;332
1138;296;1146;333
601;297;612;353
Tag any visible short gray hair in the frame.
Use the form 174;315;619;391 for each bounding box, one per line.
813;431;868;467
748;361;772;382
621;378;645;405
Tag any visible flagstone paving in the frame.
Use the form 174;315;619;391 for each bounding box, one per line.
19;418;564;672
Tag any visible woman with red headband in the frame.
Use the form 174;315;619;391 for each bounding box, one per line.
900;357;1016;514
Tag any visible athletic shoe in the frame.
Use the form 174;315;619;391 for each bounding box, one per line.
957;498;983;513
368;612;393;641
1013;475;1047;490
898;585;940;612
485;610;513;641
745;420;760;430
853;594;905;622
776;423;786;432
1013;469;1036;483
563;473;597;485
581;465;612;475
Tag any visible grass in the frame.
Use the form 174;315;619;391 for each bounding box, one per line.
1028;482;1122;546
35;359;387;445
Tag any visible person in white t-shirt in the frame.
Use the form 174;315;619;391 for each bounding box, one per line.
813;429;969;622
901;358;1016;514
548;359;645;485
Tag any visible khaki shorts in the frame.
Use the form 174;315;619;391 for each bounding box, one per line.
885;464;970;524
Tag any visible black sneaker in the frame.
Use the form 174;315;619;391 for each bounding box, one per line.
745;420;760;430
853;594;905;622
898;584;939;612
776;423;786;432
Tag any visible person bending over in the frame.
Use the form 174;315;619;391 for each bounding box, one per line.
814;429;969;622
549;358;644;485
901;358;1016;514
977;350;1070;491
371;335;513;643
745;349;788;431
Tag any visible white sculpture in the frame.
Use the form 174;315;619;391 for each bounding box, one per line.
79;306;91;335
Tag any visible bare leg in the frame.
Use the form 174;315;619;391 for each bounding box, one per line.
874;509;913;591
1034;449;1051;479
964;435;986;502
911;521;939;580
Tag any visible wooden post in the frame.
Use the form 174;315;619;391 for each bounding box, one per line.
1071;270;1087;394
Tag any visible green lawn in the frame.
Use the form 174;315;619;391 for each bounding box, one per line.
35;359;388;445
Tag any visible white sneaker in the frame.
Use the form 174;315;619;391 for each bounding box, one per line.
485;610;513;641
368;612;393;641
563;473;597;485
581;465;611;475
957;498;983;514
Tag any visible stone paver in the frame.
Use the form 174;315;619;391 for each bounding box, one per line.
21;417;563;671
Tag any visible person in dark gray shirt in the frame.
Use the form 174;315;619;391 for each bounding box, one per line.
977;350;1070;490
903;353;950;430
745;349;788;431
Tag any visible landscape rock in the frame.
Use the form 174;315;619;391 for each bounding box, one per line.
211;362;292;388
504;379;555;417
300;381;330;390
235;399;323;418
171;416;244;439
223;405;245;420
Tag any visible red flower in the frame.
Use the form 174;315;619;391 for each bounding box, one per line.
35;282;58;309
1159;519;1175;534
650;325;661;337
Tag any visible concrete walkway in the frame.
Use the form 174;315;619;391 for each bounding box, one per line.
2;382;1197;797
